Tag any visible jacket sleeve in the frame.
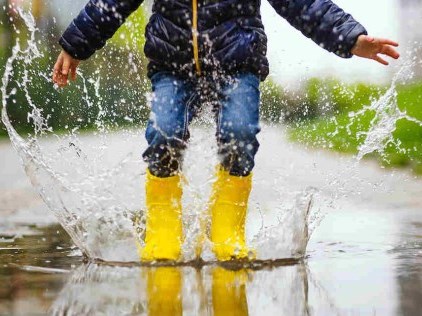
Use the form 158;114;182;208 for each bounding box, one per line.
59;0;144;60
267;0;367;58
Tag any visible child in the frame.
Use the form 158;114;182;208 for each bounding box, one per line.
53;0;399;262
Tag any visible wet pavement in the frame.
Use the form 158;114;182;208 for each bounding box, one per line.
1;130;422;315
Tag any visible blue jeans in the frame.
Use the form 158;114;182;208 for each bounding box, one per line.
143;72;261;177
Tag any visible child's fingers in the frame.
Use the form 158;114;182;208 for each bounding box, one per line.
53;57;63;83
53;55;63;72
381;45;400;59
70;65;77;81
71;69;77;81
373;54;389;66
54;75;63;87
58;59;70;87
377;38;399;47
73;62;80;80
62;58;71;76
56;73;67;87
54;72;68;87
60;72;68;86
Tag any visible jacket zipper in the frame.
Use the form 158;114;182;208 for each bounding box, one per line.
192;0;202;75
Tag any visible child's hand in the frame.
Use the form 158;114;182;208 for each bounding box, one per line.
351;35;400;65
52;50;80;87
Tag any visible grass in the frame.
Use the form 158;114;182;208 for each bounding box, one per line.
0;127;7;138
289;81;422;175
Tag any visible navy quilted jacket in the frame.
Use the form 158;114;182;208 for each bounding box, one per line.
59;0;367;81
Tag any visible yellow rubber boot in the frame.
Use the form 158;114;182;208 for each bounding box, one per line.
210;167;254;261
147;267;182;316
141;170;183;261
212;267;249;316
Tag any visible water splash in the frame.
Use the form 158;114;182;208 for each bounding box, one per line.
4;9;421;265
348;51;422;160
2;9;140;261
2;9;314;263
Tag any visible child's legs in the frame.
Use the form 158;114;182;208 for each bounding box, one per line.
217;73;261;176
143;72;195;177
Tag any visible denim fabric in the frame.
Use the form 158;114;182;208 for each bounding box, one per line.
143;72;261;177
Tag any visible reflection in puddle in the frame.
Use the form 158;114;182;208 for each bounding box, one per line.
146;267;182;315
394;218;422;316
1;209;422;315
212;267;248;316
0;225;80;315
50;262;309;316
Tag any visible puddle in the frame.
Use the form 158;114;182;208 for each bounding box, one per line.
1;204;421;315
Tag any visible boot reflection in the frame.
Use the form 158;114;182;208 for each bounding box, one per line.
212;267;249;316
147;267;182;316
